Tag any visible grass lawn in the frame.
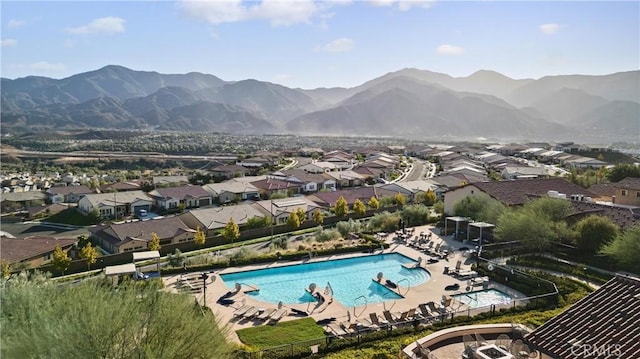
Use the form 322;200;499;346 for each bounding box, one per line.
236;317;325;349
47;208;95;226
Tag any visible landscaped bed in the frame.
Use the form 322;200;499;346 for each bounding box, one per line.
236;317;325;350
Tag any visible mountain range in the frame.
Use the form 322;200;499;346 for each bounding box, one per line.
2;65;638;142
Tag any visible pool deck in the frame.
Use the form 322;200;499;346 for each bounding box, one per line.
161;224;526;344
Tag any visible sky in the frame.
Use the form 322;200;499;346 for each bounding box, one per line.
1;0;639;89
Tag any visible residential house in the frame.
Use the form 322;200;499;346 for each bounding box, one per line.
90;217;195;254
78;191;153;219
383;180;440;203
253;198;324;224
209;164;252;181
322;151;355;170
299;147;324;157
276;169;336;193
100;180;143;192
443;177;595;214
323;170;365;188
525;275;640;359
250;178;301;199
148;185;212;211
307;186;398;209
298;161;338;174
501;166;549;180
564;156;608;169
613;177;640;206
202;182;260;204
179;204;267;236
0;191;47;213
152;175;190;187
1;236;78;268
237;157;272;168
46;185;93;204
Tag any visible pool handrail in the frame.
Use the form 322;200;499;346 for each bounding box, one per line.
396;278;410;296
352;295;368;317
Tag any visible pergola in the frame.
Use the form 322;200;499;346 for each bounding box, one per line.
443;216;469;239
133;250;161;277
466;222;495;246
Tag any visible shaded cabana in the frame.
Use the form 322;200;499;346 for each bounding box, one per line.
133;250;160;277
443;216;469;240
466;222;495;246
104;263;137;285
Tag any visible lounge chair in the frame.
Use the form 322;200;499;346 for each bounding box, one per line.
242;306;261;319
256;308;277;321
326;323;349;337
268;307;288;324
382;310;404;324
369;312;389;328
232;304;253;317
417;303;435;318
356;317;379;331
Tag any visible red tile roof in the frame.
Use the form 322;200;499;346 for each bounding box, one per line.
614;177;640;191
472;178;595;206
526;275;640;359
1;236;77;264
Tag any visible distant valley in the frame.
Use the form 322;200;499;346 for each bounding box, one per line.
1;65;638;142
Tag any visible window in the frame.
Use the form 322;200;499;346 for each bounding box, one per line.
636;191;640;198
621;190;628;196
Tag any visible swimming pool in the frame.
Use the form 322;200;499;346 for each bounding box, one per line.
220;253;430;307
452;289;513;308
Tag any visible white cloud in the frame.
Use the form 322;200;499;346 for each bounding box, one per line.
436;44;464;55
539;23;560;35
7;19;26;29
1;38;18;47
368;0;434;11
17;61;66;73
316;38;354;53
179;0;345;27
65;17;125;35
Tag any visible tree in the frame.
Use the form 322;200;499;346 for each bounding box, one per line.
1;260;11;279
77;235;90;248
1;278;233;358
368;196;380;210
600;225;640;273
394;193;407;208
194;226;206;246
608;163;640;182
334;196;348;217
52;245;72;275
353;199;366;216
149;232;161;251
453;195;506;224
423;189;437;206
286;211;301;229
574;215;619;253
87;208;100;224
295;207;306;224
494;209;555;251
80;243;98;271
221;218;240;243
312;209;324;225
524;197;572;222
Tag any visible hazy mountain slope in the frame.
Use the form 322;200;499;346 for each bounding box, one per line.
155;101;277;133
1;65;225;107
287;79;564;140
529;88;609;123
507;71;639;107
123;86;199;116
198;79;319;123
570;101;640;140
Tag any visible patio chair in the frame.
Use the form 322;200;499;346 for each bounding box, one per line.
382;310;404;324
268;302;288;324
326;323;349;337
369;312;389;328
356;316;379;331
452;260;462;274
417;303;435;318
232;304;253;318
242;306;261;319
256;307;277;321
495;334;512;351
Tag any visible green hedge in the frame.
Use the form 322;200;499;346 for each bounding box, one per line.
506;255;613;285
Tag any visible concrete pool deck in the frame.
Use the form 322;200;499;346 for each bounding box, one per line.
161;224;526;344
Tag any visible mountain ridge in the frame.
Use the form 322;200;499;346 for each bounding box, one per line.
2;65;638;142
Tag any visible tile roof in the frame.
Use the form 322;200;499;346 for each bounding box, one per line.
90;216;193;246
526;275;640;359
569;201;640;229
471;178;595;206
614;177;640;191
588;183;616;197
1;236;78;263
81;190;152;207
150;185;211;200
181;204;267;230
250;178;301;191
307;186;398;207
47;185;93;196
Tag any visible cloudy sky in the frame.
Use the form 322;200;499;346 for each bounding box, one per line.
1;0;638;89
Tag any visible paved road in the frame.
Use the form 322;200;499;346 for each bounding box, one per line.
402;159;425;181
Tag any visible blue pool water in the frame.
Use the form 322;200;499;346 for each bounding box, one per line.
220;253;430;307
452;289;513;308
